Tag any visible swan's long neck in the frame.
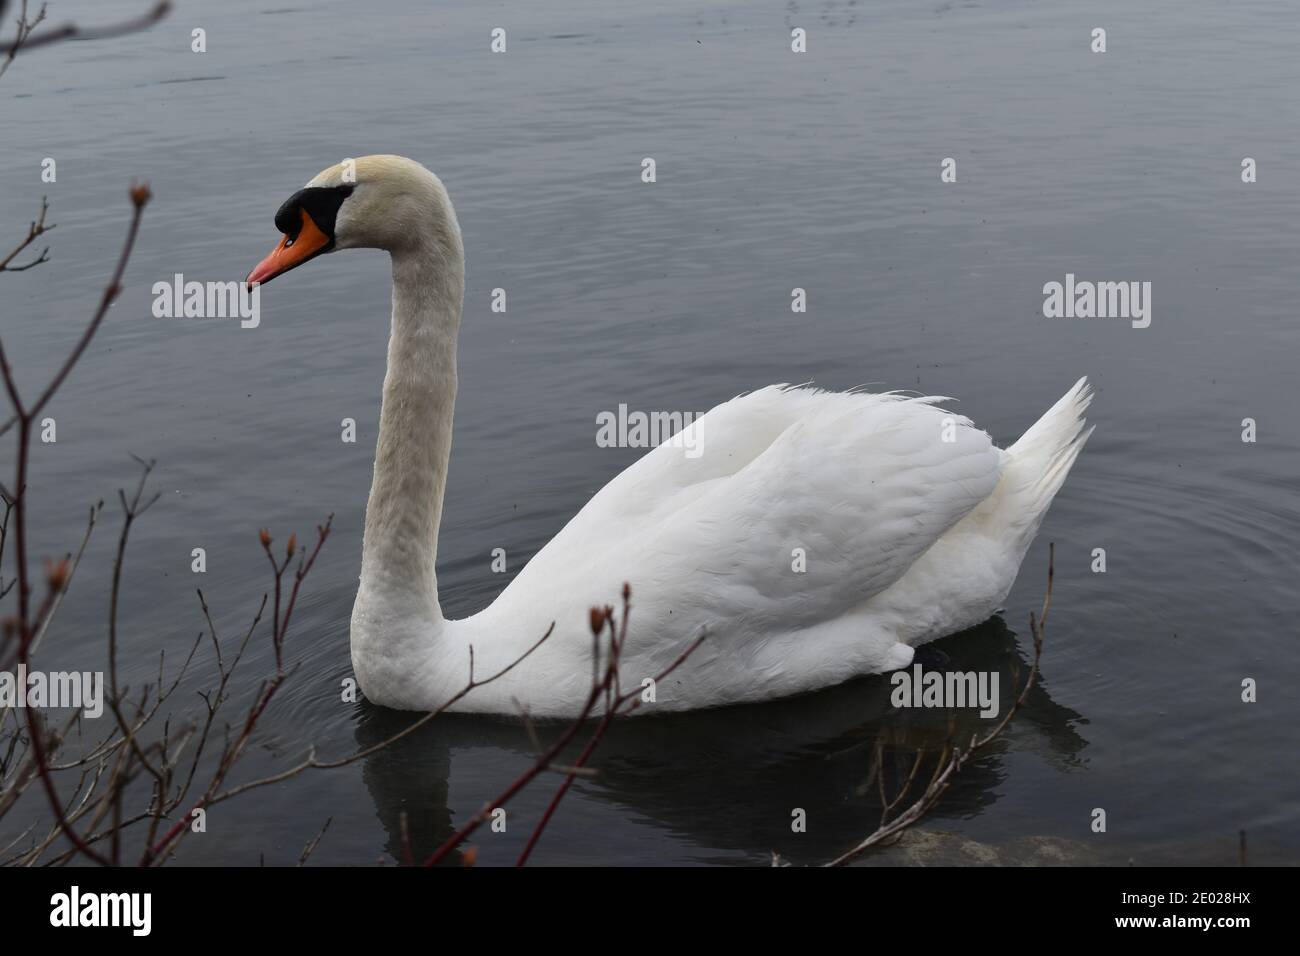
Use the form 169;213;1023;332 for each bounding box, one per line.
358;238;464;625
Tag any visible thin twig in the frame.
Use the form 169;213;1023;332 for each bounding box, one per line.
0;1;170;61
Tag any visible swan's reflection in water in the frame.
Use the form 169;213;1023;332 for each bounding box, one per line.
354;615;1088;865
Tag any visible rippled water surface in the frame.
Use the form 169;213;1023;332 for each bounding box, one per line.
2;0;1297;864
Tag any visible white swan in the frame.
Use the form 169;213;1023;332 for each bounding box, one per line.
247;155;1093;718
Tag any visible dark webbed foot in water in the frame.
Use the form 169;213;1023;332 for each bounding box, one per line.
912;645;951;669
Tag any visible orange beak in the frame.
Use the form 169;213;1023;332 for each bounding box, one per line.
246;207;332;285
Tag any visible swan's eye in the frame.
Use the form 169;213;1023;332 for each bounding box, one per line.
273;184;356;241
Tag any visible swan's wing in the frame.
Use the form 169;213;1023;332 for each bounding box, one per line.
638;387;1006;628
522;386;1005;629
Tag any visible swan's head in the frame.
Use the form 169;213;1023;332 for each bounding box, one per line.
247;154;461;285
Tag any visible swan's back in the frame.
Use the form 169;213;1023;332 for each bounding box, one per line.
494;388;1001;652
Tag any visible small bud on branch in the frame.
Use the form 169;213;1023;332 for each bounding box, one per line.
44;557;69;591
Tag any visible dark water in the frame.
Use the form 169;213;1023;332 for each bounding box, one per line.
2;0;1297;865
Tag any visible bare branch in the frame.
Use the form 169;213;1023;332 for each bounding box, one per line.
297;817;332;866
0;195;53;273
0;1;170;66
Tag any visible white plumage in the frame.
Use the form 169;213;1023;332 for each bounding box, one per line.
426;380;1091;715
260;156;1094;717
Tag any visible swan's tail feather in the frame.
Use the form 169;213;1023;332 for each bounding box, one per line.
1003;376;1093;540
